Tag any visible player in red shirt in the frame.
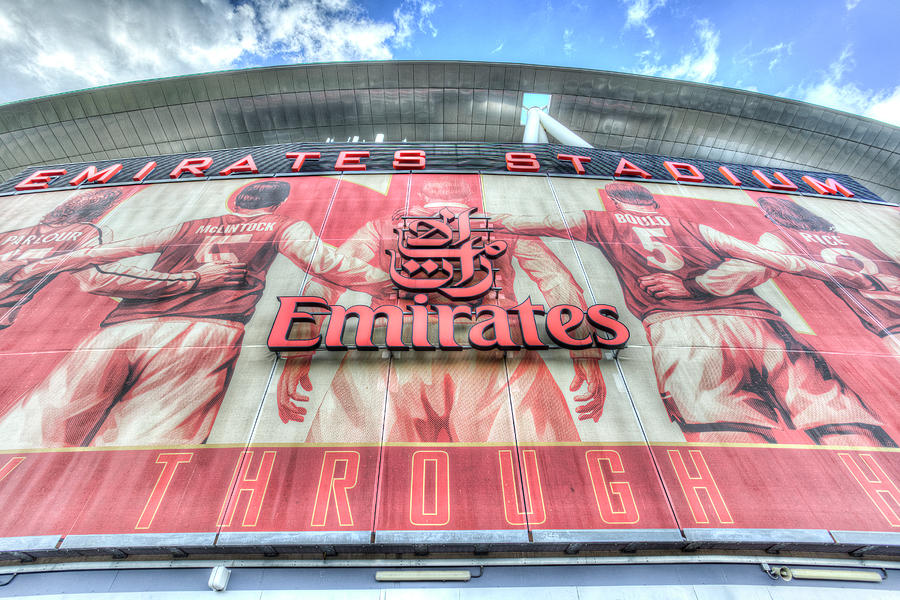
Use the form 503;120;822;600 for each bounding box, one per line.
0;180;392;448
644;195;900;357
497;181;896;447
0;187;244;328
758;196;900;356
277;176;605;443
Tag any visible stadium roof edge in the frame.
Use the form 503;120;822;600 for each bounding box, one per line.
0;61;897;201
2;60;898;129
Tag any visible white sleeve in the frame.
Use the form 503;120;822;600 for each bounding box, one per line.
693;233;790;296
72;264;198;298
699;224;876;290
277;221;390;295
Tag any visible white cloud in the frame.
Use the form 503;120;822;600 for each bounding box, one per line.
866;90;900;124
0;0;439;104
393;0;439;47
636;19;720;84
735;41;793;73
846;0;861;9
490;42;504;54
563;29;574;56
790;46;900;126
621;0;666;38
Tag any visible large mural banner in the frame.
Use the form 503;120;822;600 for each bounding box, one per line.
0;171;897;552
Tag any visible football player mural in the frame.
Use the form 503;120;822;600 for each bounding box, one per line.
2;168;900;544
641;195;900;358
753;195;900;358
0;179;393;448
0;186;240;329
497;181;898;447
276;174;606;444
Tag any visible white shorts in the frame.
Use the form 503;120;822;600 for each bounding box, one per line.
646;313;880;432
0;318;244;448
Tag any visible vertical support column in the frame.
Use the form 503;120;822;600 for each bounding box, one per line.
523;107;544;143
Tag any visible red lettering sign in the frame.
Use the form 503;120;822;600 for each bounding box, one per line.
393;150;427;170
218;451;277;528
135;452;192;529
386;207;508;301
802;175;854;198
752;169;798;191
585;450;639;524
286;151;320;172
506;152;540;172
546;305;593;349
499;449;546;526
409;451;450;526
268;296;329;351
558;153;591;175
586;305;631;349
718;165;742;186
663;161;704;183
335;151;369;171
839;453;900;527
69;164;123;186
269;209;629;353
169;157;212;179
219;154;259;176
614;158;652;179
311;451;360;527
668;449;733;525
132;161;157;182
15;169;67;191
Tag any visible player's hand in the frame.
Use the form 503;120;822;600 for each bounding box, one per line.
873;273;900;294
638;273;690;298
570;358;607;422
0;259;30;283
277;354;314;423
193;261;247;290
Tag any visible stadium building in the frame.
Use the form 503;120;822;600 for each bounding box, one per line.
0;60;898;597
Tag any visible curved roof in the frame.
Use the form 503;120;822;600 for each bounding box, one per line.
1;61;898;201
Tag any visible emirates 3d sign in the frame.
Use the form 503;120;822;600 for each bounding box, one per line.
267;207;630;352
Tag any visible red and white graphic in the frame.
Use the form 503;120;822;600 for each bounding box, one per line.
0;179;392;448
498;181;896;446
752;195;900;355
0;187;141;328
278;175;606;445
1;171;899;547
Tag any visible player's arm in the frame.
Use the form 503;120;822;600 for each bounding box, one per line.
515;237;607;421
71;260;247;298
492;213;584;240
641;232;786;299
275;221;382;423
278;221;392;296
11;226;184;281
699;224;893;291
275;277;342;424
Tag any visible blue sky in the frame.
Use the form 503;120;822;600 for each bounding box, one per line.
0;0;897;125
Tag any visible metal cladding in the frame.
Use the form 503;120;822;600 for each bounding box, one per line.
0;61;897;202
